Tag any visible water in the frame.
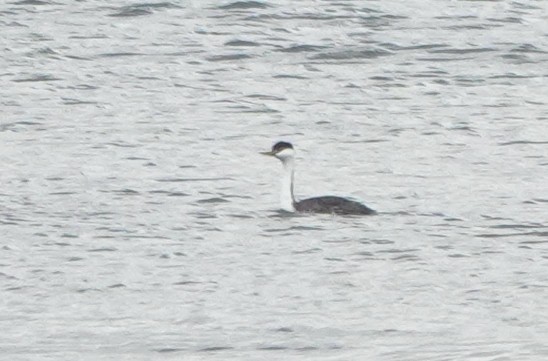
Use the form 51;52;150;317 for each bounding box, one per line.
1;0;548;359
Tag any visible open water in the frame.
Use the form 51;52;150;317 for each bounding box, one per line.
1;0;548;360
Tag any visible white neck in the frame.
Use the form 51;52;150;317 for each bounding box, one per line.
280;158;296;212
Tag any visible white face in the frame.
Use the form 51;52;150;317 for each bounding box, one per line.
274;147;295;161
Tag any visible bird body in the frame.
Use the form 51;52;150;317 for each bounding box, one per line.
295;196;375;215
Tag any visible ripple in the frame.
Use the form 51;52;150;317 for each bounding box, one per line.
199;346;234;352
272;74;308;79
156;177;232;182
487;17;522;24
62;98;99;105
206;54;253;62
448;254;469;258
292;248;321;254
257;345;288;350
155;347;185;353
13;74;62;82
149;190;189;197
384;43;447;51
108;2;180;17
97;52;144;58
110;8;152;17
108;283;125;288
378;248;418;254
477;231;548;239
111;189;140;195
274;327;294;333
173;280;201;285
13;0;49;5
490;223;544;229
225;40;260;47
391;254;420;261
431;47;498;55
277;44;328;53
27;47;59;57
519;239;548;244
353;251;375;258
197;197;229;203
67;257;84;262
499;140;548;146
310;48;391;61
289;225;323;231
87;247;118;252
217;1;271;10
510;44;547;54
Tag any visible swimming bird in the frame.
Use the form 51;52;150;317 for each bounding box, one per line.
261;141;375;215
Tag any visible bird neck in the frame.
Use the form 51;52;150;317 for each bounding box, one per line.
280;158;296;212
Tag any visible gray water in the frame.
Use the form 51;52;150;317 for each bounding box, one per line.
2;0;548;360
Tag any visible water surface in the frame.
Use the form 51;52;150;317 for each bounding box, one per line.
1;0;548;360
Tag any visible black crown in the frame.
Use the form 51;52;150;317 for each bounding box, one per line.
272;141;293;153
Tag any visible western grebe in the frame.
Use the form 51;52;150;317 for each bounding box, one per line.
261;141;375;215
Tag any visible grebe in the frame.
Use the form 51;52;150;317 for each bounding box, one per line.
261;141;375;215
